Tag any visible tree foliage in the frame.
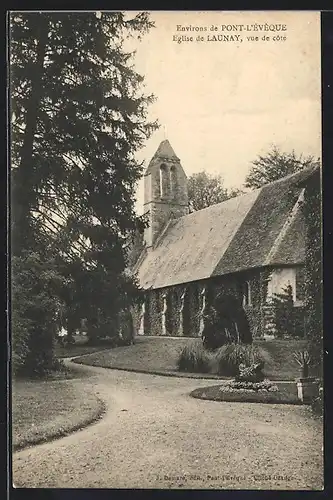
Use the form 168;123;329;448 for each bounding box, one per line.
245;145;320;189
301;170;322;373
12;251;64;376
10;11;157;374
187;171;242;212
202;295;252;350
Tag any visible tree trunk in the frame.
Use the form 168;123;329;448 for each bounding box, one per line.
12;16;48;255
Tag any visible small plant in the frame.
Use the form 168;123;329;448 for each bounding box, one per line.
177;340;213;373
214;343;271;376
293;349;312;378
235;362;265;382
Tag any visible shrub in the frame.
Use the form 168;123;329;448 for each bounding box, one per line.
302;170;322;373
117;309;134;346
86;314;118;345
202;297;252;350
311;385;323;417
12;300;32;376
271;285;296;338
12;251;64;378
214;343;271;377
177;340;213;373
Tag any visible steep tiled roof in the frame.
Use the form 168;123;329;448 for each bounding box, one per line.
268;206;305;265
136;165;318;290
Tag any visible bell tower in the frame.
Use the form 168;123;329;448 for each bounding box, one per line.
143;139;189;248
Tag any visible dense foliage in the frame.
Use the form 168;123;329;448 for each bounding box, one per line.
177;341;270;377
311;385;323;416
202;295;252;350
12;251;64;376
269;285;300;338
245;145;320;189
11;12;157;375
301;170;322;374
214;343;270;377
177;340;212;373
187;171;242;212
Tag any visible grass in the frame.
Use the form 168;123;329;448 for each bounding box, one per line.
255;338;318;380
73;336;190;372
191;382;301;405
73;336;311;381
12;373;105;451
55;334;115;358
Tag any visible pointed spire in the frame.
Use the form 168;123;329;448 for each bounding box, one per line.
153;139;179;160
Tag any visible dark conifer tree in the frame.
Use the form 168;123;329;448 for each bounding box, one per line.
10;12;157;373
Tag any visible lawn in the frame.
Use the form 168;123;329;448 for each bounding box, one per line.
55;334;115;358
73;336;311;381
12;374;105;451
256;338;309;380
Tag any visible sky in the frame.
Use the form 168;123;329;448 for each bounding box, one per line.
128;11;321;214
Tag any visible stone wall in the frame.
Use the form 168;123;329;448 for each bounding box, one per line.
133;268;274;338
131;266;306;339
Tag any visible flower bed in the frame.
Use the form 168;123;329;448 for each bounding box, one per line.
224;378;279;393
191;382;301;405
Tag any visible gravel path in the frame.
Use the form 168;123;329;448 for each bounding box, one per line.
12;362;323;490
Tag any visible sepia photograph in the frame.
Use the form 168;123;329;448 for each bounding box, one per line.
10;10;323;490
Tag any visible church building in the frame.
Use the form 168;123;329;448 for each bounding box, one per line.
130;140;318;339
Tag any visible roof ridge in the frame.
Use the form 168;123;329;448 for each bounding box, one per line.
181;165;318;219
174;188;261;220
258;164;319;189
264;187;305;266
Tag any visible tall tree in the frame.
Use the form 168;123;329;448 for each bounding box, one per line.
245;145;320;189
187;171;242;212
10;12;157;373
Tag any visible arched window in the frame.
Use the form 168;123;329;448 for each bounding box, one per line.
170;165;177;199
160;163;169;198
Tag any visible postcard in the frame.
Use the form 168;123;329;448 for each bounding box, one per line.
10;10;322;490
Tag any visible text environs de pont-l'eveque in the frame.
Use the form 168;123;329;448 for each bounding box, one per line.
173;23;288;44
176;24;288;33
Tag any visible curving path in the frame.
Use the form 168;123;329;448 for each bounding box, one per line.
13;362;323;490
